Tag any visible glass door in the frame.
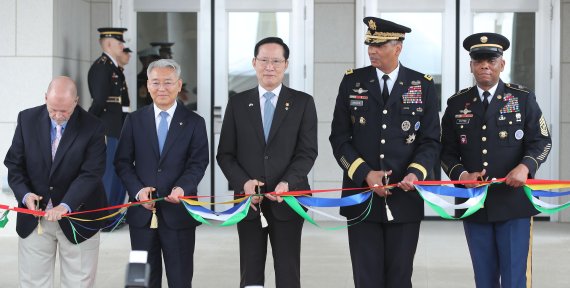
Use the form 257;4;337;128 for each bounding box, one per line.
118;0;212;200
213;0;311;211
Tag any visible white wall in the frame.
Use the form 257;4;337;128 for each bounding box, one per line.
0;0;112;236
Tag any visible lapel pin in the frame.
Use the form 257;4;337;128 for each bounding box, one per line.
179;122;183;126
370;79;375;83
249;103;254;107
285;102;290;111
399;81;404;85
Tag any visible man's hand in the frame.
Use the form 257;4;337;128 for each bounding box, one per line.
397;173;418;192
165;187;184;204
459;169;487;188
366;170;393;197
244;179;264;211
505;164;529;188
44;205;69;222
266;181;288;203
138;187;156;211
24;193;42;212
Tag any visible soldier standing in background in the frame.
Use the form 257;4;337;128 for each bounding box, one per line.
88;27;130;226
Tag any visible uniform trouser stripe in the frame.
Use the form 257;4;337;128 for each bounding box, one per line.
526;217;534;288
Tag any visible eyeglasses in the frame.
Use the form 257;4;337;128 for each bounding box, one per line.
255;58;287;68
149;81;177;89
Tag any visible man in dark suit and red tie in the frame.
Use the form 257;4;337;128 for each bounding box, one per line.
216;37;318;288
4;76;107;287
115;59;209;288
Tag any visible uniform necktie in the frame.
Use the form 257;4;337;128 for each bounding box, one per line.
382;74;390;104
51;124;62;160
483;91;491;111
263;92;276;141
158;111;169;154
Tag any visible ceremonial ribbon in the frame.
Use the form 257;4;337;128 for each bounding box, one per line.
3;180;570;233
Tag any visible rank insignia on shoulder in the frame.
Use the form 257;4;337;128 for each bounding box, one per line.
345;69;354;75
424;74;433;81
506;83;530;93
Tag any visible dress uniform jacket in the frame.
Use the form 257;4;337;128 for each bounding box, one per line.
88;53;129;138
441;80;552;222
330;65;440;223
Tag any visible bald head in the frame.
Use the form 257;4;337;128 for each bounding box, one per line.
45;76;78;125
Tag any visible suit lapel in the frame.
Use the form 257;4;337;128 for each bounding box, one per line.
38;107;52;171
145;106;161;159
50;108;80;177
485;80;506;122
387;65;407;108
160;103;187;162
267;86;292;144
364;66;383;107
246;89;265;144
468;87;485;119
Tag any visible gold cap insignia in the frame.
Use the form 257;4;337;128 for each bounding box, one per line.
368;19;377;31
480;36;488;43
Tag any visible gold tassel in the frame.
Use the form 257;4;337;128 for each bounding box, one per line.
385;204;394;221
260;212;268;228
150;208;158;229
37;219;43;235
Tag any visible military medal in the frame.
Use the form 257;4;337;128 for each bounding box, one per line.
405;133;416;144
359;117;366;125
515;129;524;140
401;120;411;131
414;121;420;131
516;113;522;122
499;131;508;139
460;135;467;144
352;88;369;94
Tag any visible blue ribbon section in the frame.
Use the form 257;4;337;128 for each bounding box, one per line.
182;199;247;216
296;192;372;207
531;190;570;197
415;185;486;198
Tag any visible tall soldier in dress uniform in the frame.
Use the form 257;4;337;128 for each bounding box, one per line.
441;33;552;288
329;17;440;288
88;27;130;217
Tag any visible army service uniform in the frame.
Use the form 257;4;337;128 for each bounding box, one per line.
329;64;440;287
441;81;552;287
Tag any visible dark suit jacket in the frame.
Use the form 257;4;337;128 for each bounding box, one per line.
441;80;552;222
88;53;129;138
330;65;441;223
114;102;209;229
4;105;107;243
216;85;318;220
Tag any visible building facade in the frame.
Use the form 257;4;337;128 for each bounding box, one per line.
0;0;568;236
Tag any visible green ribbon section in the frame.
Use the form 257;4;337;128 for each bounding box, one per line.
0;210;9;228
417;185;489;220
283;194;373;230
220;198;251;227
186;208;211;225
524;185;570;214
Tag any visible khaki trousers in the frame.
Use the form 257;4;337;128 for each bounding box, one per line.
18;218;100;288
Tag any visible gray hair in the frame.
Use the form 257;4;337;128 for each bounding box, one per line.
147;59;182;79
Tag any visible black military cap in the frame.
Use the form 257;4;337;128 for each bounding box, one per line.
150;42;175;59
363;17;412;45
123;47;133;53
463;32;510;59
98;27;127;43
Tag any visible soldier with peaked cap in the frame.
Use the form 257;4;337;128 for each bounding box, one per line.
88;27;130;219
441;32;551;287
329;17;440;288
